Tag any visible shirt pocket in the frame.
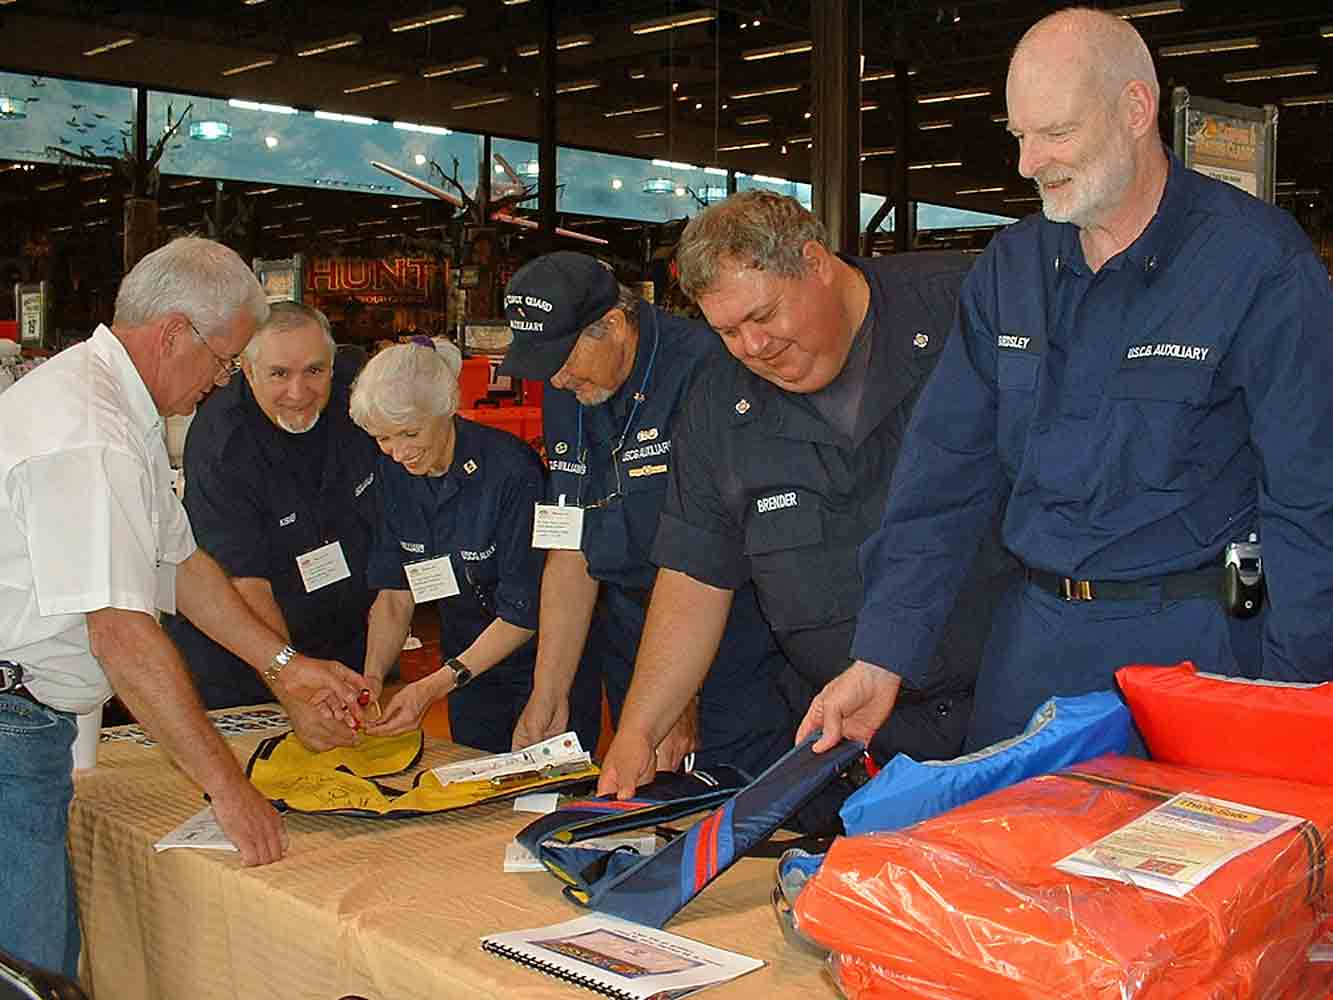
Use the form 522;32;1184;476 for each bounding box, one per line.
996;351;1041;478
997;351;1040;390
743;491;849;632
1106;363;1218;489
1108;363;1214;405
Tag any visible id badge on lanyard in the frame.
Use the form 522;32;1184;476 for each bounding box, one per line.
532;494;585;550
404;554;462;603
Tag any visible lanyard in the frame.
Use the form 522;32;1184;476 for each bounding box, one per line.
574;308;661;510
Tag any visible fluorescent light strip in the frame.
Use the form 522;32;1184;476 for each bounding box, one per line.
246;186;279;195
736;114;772;126
917;87;991;104
861;67;917;82
516;34;594;57
421;57;488;78
343;78;401;94
222;57;277;77
1004;195;1042;203
557;79;601;94
393;121;452;135
704;166;728;176
730;84;801;100
296;34;362;57
630;10;716;34
229;99;298;114
909;160;963;170
919;119;954;130
742;40;813;61
787;134;813;145
629;69;647;80
1322;25;1333;39
1223;64;1318;83
717;141;771;151
313;110;377;124
634;130;666;139
861;101;880;112
83;36;136;56
452;94;512;110
389;7;466;32
861;147;895;158
1107;1;1183;17
990;114;1009;123
956;186;1006;194
1159;36;1259;57
1281;93;1333;106
605;104;663;117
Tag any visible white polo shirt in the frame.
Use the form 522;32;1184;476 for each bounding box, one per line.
0;325;196;713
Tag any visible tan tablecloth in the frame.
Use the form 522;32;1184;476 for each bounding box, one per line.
68;711;838;1000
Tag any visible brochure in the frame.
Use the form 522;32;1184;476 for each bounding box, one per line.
431;731;590;787
153;806;238;853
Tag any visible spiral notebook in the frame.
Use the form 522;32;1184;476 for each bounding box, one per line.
480;914;763;999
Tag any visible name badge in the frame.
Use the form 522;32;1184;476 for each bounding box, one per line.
404;555;461;603
156;562;177;616
296;540;352;593
532;494;584;550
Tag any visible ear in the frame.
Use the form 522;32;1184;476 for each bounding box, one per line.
160;313;187;357
801;240;834;285
1121;79;1156;140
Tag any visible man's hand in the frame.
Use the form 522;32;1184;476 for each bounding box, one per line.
797;660;902;752
284;696;358;752
276;655;364;726
654;698;698;773
209;776;287;867
511;692;569;750
364;678;436;737
596;729;656;800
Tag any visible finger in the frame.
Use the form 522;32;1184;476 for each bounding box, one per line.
795;703;820;745
812;708;842;753
595;766;618;798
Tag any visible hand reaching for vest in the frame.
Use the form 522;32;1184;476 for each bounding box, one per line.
512;691;569;751
798;660;902;752
654;697;698;773
597;729;657;800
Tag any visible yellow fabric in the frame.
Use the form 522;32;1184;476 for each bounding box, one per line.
246;729;600;817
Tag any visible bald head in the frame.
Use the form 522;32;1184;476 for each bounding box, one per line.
1011;7;1159;113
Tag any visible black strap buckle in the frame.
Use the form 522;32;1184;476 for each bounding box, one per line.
0;660;25;693
1061;578;1095;601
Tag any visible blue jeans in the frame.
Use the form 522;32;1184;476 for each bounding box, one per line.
0;692;80;979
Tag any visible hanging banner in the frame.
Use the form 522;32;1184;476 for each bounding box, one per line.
1172;88;1277;203
14;282;46;347
305;256;447;305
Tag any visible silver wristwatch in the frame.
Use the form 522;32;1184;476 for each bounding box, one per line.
263;644;297;686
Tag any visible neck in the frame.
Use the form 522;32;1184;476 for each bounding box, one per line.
1079;143;1170;272
613;323;642;397
835;257;871;355
111;321;169;414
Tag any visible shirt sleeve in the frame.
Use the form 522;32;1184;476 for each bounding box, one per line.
491;447;544;630
16;445;160;617
1232;246;1333;682
182;428;273;579
851;258;1009;684
650;373;750;590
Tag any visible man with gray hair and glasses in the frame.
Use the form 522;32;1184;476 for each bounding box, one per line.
0;238;364;979
165;301;381;751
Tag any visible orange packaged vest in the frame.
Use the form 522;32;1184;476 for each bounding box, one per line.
795;754;1333;999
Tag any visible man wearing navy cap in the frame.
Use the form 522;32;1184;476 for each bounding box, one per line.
502;252;794;778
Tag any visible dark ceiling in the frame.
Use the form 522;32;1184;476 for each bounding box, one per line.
1;0;1331;262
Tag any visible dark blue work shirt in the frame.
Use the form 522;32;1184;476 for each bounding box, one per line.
166;373;379;697
855;151;1333;685
367;416;544;662
543;301;722;592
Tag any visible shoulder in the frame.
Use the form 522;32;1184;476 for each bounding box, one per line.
184;380;251;464
457;417;543;478
1183;170;1315;269
647;304;727;377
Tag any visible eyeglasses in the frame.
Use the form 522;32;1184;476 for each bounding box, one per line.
186;318;241;385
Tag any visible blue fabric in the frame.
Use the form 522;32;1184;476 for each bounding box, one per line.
840;690;1132;836
854;150;1333;744
0;693;80;979
166;373;380;707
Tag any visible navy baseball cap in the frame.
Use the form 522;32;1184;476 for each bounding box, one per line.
500;252;619;380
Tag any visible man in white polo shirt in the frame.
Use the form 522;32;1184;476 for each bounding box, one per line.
0;237;364;979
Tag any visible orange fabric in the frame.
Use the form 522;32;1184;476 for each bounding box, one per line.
1117;662;1333;787
796;754;1333;999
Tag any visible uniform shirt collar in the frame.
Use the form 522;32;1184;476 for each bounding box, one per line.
93;323;162;435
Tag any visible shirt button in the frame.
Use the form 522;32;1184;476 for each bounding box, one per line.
935;700;952;717
1145;256;1158;272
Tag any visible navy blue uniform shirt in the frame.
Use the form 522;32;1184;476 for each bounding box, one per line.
652;255;1018;761
165;372;379;705
367;416;543;662
854;151;1333;686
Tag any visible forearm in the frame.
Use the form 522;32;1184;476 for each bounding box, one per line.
364;589;416;682
88;607;249;797
232;577;289;640
619;568;733;747
176;549;290;674
531;549;600;700
453;617;535;678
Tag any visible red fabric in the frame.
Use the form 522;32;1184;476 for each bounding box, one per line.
1117;662;1333;786
796;755;1333;999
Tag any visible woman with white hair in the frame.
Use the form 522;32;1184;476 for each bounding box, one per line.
351;342;545;751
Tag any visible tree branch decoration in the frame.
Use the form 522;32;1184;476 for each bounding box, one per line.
45;101;192;198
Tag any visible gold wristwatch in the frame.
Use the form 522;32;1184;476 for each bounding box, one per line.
264;644;297;686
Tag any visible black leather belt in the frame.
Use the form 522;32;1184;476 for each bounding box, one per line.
0;659;38;702
1026;566;1223;602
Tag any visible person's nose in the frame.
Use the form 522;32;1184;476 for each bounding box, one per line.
1016;136;1045;180
738;323;770;359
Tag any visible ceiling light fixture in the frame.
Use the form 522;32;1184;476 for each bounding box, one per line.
296;34;362;57
229;99;298;114
742;40;813;61
1281;92;1333;106
393;121;452;135
956;186;1006;194
990;113;1008;123
222;57;278;77
736;114;771;126
860;146;896;158
389;7;466;32
919;119;954;130
630;10;716;34
189;120;232;141
313;110;377;124
516;33;594;57
730;84;801;100
605;104;663;117
1159;36;1259;57
452;94;512;110
861;67;917;82
421;57;488;78
642;177;676;194
1004;195;1042;203
716;140;771;151
629;69;647;80
82;35;137;57
1222;64;1318;83
343;77;401;94
909;160;964;170
1107;1;1183;18
861;101;880;112
1321;25;1333;39
787;134;813;145
917;87;991;104
634;130;666;139
557;79;601;94
0;95;28;120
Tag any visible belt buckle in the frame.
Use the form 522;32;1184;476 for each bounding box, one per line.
0;661;24;693
1061;578;1095;601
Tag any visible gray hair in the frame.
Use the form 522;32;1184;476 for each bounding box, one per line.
1013;7;1160;110
349;341;464;430
675;190;829;301
580;283;640;341
243;301;335;364
113;236;268;340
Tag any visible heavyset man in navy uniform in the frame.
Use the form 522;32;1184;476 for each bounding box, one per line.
802;8;1333;756
165;301;379;750
502;252;794;776
596;192;1018;799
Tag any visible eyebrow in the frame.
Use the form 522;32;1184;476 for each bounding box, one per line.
716;297;778;334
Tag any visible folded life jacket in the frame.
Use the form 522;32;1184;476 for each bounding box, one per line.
517;735;864;928
1118;661;1333;786
246;730;599;817
796;754;1333;1000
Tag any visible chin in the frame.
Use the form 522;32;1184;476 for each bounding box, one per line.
277;411;321;434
